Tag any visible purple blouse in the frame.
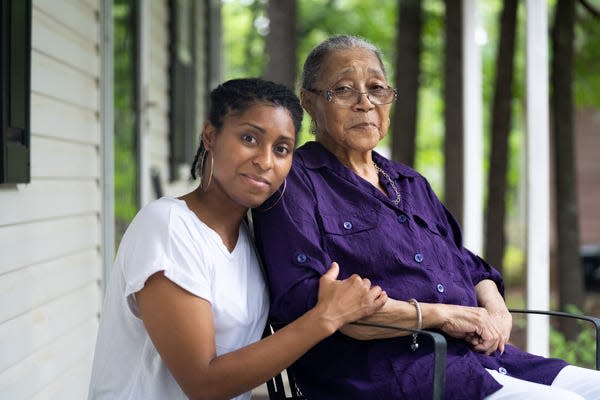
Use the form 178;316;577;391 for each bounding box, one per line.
253;141;567;399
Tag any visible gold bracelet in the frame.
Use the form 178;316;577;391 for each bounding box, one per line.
408;298;422;351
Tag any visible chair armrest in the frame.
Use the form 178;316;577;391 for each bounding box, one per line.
509;308;600;370
350;321;447;400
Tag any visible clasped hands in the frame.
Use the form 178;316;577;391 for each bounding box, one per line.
437;303;512;355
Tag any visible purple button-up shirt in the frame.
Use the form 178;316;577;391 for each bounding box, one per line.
253;141;567;399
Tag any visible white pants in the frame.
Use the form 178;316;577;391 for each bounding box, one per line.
484;365;600;399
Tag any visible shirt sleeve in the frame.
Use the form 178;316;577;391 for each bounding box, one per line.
252;162;332;323
119;200;213;306
426;181;505;295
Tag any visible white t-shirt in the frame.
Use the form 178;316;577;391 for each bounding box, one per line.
88;197;269;400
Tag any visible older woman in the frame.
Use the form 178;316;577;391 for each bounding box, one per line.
252;35;600;399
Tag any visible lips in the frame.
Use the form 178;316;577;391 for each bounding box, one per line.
241;173;270;187
351;122;377;129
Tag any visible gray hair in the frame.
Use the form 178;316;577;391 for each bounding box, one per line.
301;35;387;90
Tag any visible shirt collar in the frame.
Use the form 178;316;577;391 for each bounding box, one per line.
297;141;418;179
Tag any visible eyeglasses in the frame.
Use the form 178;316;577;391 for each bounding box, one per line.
307;86;397;107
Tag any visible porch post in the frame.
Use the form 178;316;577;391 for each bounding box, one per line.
101;0;115;293
462;0;484;254
525;0;550;357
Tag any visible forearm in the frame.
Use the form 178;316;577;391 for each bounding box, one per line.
475;279;507;312
340;298;448;340
180;265;387;399
195;307;332;400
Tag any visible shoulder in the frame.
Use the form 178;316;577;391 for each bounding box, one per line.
115;197;215;298
120;197;196;248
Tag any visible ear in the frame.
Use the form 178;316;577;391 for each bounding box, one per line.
202;121;217;151
300;89;316;120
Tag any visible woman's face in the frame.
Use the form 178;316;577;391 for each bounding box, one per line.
303;47;392;154
204;103;295;208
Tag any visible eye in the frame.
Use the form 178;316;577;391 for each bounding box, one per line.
274;144;291;156
241;134;257;144
369;84;386;93
332;86;354;97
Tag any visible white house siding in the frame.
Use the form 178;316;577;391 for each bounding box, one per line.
0;0;102;398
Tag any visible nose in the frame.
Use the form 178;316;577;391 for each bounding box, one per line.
253;147;273;171
353;92;375;111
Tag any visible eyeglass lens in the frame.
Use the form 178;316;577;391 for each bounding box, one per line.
332;88;395;105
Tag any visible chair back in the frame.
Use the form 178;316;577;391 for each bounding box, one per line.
263;323;304;400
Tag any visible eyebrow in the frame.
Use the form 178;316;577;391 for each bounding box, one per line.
242;122;266;133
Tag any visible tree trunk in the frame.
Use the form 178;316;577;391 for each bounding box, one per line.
392;0;422;167
443;0;463;224
265;0;297;90
552;0;584;339
484;0;517;276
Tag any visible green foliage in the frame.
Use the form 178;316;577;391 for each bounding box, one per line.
414;1;445;194
502;244;525;286
549;305;598;369
222;0;268;78
114;0;138;244
415;87;444;193
574;5;600;109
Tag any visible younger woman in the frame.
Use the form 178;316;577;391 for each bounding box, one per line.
88;78;387;400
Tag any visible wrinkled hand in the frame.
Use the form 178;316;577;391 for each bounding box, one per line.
436;304;503;355
474;279;512;353
486;308;512;353
316;262;387;331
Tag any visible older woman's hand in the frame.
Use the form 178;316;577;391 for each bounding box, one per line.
474;279;512;353
487;309;512;352
432;304;504;355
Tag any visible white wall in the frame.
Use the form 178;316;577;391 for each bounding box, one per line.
0;0;103;398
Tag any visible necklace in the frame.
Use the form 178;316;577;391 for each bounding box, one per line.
373;162;401;206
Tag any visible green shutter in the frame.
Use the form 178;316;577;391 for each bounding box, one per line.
1;0;31;184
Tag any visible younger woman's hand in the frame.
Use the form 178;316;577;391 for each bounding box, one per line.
315;262;387;332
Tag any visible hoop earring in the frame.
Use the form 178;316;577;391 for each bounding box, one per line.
310;120;317;135
200;150;214;191
257;179;286;212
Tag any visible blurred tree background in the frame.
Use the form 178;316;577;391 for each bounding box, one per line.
220;0;600;327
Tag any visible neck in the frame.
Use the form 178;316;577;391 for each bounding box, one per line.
317;137;377;182
180;186;247;251
317;138;388;194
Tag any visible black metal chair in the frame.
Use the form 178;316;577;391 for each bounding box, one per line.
264;309;600;400
508;309;600;370
263;322;447;400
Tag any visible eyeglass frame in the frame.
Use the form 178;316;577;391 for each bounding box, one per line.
305;86;398;106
